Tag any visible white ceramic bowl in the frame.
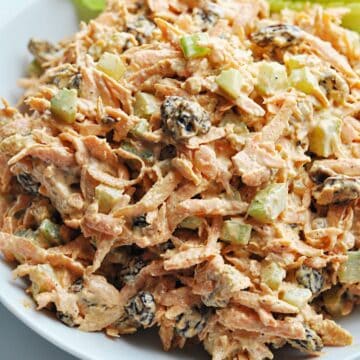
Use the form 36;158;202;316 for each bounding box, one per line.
0;1;359;359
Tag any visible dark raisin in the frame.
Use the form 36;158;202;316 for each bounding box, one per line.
251;24;302;48
56;311;76;327
161;96;211;140
17;173;40;195
119;258;146;284
288;327;323;354
69;73;82;90
125;291;156;327
70;278;84;293
159;144;177;160
101;115;118;125
132;215;149;228
175;308;208;338
296;266;324;294
313;176;360;205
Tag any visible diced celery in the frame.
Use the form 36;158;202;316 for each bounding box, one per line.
134;92;158;119
180;33;211;59
220;220;252;245
50;88;78;124
280;287;312;309
97;52;126;81
339;251;360;284
261;262;286;290
0;134;32;156
255;62;288;96
29;264;56;295
323;286;344;317
284;54;309;71
130;119;149;137
248;183;287;223
95;184;123;213
289;68;319;95
179;216;202;230
341;3;360;32
268;1;360;33
72;0;106;22
120;141;153;162
216;69;244;99
309;116;341;157
220;111;249;135
39;219;62;246
28;60;43;77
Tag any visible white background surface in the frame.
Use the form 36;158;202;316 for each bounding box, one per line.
0;1;76;359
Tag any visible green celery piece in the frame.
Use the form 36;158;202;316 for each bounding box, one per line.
267;1;360;32
220;220;252;245
72;0;106;22
38;219;62;246
255;62;288;96
220;111;249;135
289;68;319;95
308;116;341;157
97;52;126;81
339;251;360;284
180;33;211;59
95;184;123;213
130;119;149;137
284;54;309;71
216;68;244;99
261;263;286;290
341;3;360;32
134;92;158;119
50;88;78;123
179;216;202;230
323;287;344;317
248;183;288;223
281;287;312;309
120;141;153;161
28;60;43;77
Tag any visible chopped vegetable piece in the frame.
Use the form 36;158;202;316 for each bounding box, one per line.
268;1;360;33
341;3;360;32
309;116;341;157
289;68;319;96
216;68;244;99
280;287;312;309
248;183;287;223
50;88;77;123
95;184;124;213
120;141;153;161
39;219;62;246
261;262;286;290
97;52;126;81
284;54;309;71
220;220;252;245
134;92;158;119
220;111;249;135
29;264;57;296
130;119;149;137
323;286;345;317
28;60;43;77
288;327;323;354
180;33;211;59
179;216;202;230
339;251;360;284
255;62;288;96
72;0;106;22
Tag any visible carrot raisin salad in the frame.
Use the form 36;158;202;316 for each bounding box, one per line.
0;0;359;358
